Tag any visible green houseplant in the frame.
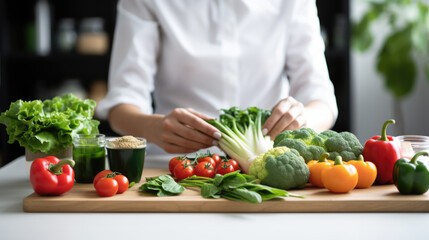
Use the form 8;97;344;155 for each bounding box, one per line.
352;0;429;99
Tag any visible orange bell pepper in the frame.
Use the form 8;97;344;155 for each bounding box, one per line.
307;153;333;188
322;156;358;193
347;155;377;188
307;155;334;168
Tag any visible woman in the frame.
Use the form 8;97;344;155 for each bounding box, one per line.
96;0;338;162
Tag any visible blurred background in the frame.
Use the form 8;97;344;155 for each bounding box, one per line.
0;0;428;167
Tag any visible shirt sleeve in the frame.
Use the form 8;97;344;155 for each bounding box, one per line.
285;0;338;121
96;0;160;119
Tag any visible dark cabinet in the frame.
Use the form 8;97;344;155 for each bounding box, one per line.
316;0;351;133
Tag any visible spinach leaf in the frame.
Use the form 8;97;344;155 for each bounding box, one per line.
220;173;247;189
201;184;221;199
243;183;287;201
222;188;262;204
139;175;185;196
213;174;224;186
162;180;185;194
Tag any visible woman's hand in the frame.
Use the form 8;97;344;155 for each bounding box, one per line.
261;98;335;140
262;97;306;140
108;104;221;154
155;108;222;154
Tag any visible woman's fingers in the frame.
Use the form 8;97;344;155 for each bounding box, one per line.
159;108;221;153
161;131;211;153
163;117;216;147
262;97;307;139
172;108;221;140
262;98;293;134
185;108;213;120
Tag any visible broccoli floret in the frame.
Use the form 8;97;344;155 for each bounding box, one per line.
340;132;364;154
290;128;318;145
249;147;309;190
310;135;327;148
274;128;363;163
325;136;350;152
351;146;363;156
273;131;293;146
276;138;311;160
319;130;339;138
338;150;356;161
273;128;317;146
307;145;326;161
324;132;364;161
249;147;289;181
328;151;340;160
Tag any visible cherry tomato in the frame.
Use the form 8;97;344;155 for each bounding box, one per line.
212;154;222;165
174;163;195;180
216;162;235;175
196;156;216;167
194;162;215;178
169;156;189;174
113;174;129;194
93;170;113;187
95;178;118;197
225;159;240;171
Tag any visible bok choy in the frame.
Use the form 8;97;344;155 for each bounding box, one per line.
206;107;273;173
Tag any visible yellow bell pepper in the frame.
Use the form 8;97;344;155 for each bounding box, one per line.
348;155;377;188
322;156;358;193
307;153;333;188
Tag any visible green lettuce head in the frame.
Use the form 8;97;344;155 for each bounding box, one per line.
0;94;99;154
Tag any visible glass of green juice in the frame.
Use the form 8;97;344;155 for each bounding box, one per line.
72;134;106;183
106;136;146;183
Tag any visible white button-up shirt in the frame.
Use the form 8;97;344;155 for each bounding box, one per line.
96;0;338;161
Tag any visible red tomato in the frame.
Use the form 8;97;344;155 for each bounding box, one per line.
212;154;222;165
194;162;215;178
225;159;240;171
93;170;113;187
169;156;189;174
196;156;216;167
174;163;195;180
216;162;235;175
113;174;129;194
95;178;118;197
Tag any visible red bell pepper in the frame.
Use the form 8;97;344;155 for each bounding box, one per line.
362;119;402;184
29;156;75;195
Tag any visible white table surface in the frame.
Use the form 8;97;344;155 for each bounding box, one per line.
1;156;429;240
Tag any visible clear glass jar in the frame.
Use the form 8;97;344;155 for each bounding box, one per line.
397;135;429;166
72;134;106;183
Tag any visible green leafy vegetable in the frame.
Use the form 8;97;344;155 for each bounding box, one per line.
201;184;221;199
0;94;99;154
180;171;305;203
206;106;273;173
139;172;304;203
139;175;185;196
222;188;262;204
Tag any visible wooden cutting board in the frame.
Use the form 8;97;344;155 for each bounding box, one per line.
23;169;429;213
